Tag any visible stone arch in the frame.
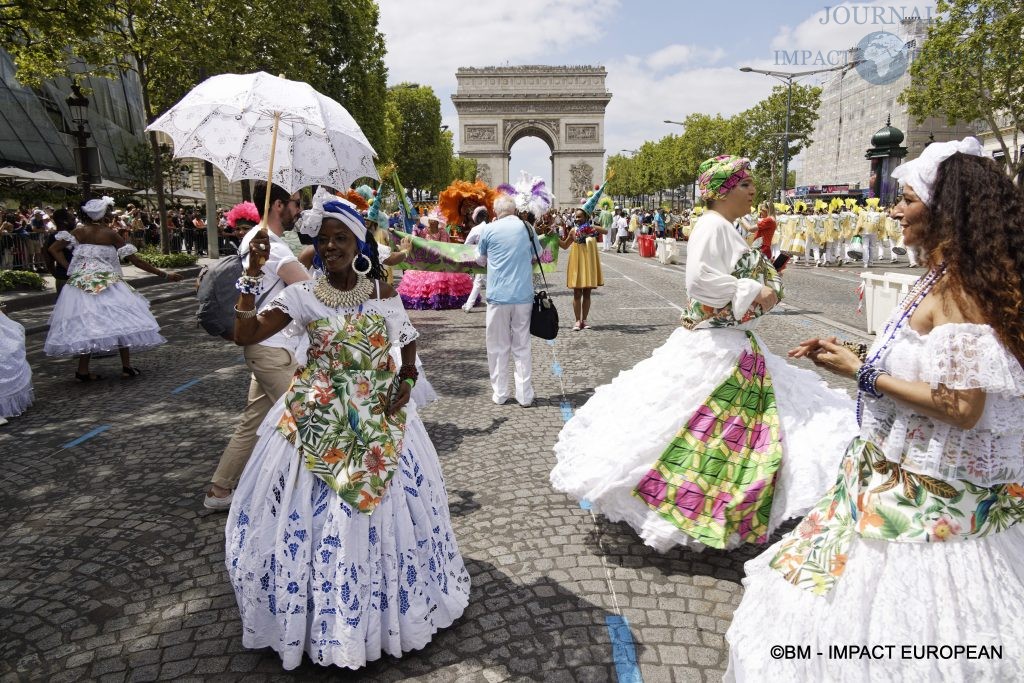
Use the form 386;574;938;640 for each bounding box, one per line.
452;66;611;208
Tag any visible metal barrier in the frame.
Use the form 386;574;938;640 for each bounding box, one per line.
0;233;47;271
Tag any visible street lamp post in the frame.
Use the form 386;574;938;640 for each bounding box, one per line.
739;62;860;202
65;83;92;201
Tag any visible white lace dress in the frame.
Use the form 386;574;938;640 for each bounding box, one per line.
43;233;166;356
550;213;858;552
225;281;469;670
726;323;1024;681
0;312;32;417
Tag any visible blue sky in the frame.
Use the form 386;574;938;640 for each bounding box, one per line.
378;0;935;187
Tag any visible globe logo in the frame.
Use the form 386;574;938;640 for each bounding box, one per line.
855;31;910;85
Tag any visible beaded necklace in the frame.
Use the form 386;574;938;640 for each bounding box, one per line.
313;273;373;309
856;264;946;425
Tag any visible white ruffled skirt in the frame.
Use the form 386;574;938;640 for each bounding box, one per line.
725;527;1024;681
225;402;469;670
0;313;32;417
550;326;858;552
43;281;166;357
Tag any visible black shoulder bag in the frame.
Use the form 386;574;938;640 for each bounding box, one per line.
523;220;559;339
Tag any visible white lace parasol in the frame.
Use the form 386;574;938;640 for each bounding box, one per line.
146;72;378;194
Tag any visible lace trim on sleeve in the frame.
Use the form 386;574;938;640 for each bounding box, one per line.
921;323;1024;396
54;230;77;247
116;244;138;259
373;295;419;347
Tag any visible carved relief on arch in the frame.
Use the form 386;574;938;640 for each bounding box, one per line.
475;163;492;186
502;118;560;151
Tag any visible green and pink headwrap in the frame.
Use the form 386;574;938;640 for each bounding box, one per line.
697;155;752;202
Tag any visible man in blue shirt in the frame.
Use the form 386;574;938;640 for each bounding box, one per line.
476;193;543;407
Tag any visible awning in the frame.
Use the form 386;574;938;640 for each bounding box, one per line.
26;169;79;185
95;179;133;191
0;166;40;181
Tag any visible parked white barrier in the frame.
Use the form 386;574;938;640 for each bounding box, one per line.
860;271;920;334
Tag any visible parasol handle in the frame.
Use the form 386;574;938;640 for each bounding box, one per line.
256;110;282;266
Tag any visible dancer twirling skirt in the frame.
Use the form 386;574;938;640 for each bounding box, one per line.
725;139;1024;681
226;198;468;670
551;156;857;552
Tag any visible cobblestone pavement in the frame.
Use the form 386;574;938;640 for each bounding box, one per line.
1;246;888;682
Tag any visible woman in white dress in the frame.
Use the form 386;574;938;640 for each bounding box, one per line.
226;198;469;670
44;197;182;380
551;155;858;553
0;305;32;420
726;139;1024;680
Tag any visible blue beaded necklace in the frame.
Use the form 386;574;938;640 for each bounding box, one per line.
856;264;946;425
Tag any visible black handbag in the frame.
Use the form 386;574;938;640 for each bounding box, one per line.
524;220;559;339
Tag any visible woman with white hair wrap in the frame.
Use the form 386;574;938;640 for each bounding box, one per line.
225;195;469;670
43;196;183;380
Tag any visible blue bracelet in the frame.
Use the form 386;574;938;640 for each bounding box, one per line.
856;363;888;399
235;277;262;296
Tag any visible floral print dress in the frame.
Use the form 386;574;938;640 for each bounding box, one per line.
726;321;1024;682
225;279;469;670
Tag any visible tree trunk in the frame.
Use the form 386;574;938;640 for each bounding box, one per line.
136;60;170;255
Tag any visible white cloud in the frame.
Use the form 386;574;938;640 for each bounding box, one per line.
644;44;725;71
602;56;776;160
378;0;619;87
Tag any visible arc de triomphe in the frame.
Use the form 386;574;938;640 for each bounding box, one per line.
452;66;611;209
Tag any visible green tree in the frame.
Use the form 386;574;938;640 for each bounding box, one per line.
387;83;445;194
900;0;1024;178
116;142;192;195
306;0;390;158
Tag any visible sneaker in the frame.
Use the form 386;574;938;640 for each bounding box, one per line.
572;321;582;331
581;320;590;330
203;490;233;511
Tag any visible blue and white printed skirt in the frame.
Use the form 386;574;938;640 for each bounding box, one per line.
225;403;470;670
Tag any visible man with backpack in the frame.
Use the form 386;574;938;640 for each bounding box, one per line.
203;181;309;510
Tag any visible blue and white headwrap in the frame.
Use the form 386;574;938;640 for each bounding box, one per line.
297;186;367;242
297;186;373;272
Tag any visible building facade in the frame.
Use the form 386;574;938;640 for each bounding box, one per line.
798;19;976;191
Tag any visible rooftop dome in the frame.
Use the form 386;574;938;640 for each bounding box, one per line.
871;114;905;147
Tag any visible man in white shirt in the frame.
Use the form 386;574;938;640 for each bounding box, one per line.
613;209;630;252
476;194;543;407
204;182;310;509
461;205;490;312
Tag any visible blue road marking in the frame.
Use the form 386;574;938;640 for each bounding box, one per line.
606;615;643;683
580;499;592;510
171;378;203;394
559;401;573;422
551;362;563;377
62;425;111;449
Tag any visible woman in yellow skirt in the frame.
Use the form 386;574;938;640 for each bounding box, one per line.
559;205;607;331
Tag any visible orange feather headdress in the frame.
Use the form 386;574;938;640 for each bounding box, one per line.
438;179;495;226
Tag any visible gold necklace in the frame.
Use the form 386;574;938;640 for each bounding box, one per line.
313;274;373;309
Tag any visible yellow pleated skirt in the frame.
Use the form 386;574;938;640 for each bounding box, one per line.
566;238;603;289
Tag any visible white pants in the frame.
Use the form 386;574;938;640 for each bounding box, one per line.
485;302;534;405
860;233;876;266
464;274;484;310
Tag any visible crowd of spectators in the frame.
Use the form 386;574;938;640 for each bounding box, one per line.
0;203;253;274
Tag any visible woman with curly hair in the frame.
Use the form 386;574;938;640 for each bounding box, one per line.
726;138;1024;681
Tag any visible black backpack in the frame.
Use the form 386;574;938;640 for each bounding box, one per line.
195;253;275;341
